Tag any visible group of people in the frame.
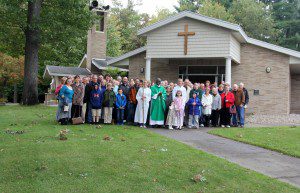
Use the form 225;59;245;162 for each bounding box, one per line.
55;74;249;129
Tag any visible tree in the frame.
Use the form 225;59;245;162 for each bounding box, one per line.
0;0;94;105
174;0;203;12
198;0;235;23
22;0;42;105
0;53;24;102
108;0;148;54
267;0;300;51
148;8;175;26
107;14;123;57
229;0;279;42
212;0;233;9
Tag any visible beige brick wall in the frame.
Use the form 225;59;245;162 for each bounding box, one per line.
232;44;290;115
87;12;107;70
291;75;300;114
128;52;146;80
129;52;178;82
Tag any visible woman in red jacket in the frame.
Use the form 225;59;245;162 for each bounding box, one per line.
220;84;235;128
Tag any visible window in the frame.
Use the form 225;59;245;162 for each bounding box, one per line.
179;66;187;75
188;66;217;74
96;12;105;32
218;66;225;74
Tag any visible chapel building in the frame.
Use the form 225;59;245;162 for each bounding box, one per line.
107;11;300;115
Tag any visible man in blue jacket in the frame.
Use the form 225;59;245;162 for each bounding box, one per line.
90;83;104;124
116;88;127;125
187;92;202;129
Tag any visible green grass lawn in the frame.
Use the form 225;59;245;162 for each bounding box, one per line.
0;105;299;193
209;126;300;158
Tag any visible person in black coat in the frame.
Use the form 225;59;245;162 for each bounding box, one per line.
84;75;99;123
164;86;173;125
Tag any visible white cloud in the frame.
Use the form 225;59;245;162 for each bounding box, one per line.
102;0;178;15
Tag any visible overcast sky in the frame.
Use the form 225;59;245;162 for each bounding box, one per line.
103;0;178;15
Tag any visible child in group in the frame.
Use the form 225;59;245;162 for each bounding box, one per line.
90;84;103;124
115;88;127;125
187;92;202;129
102;83;116;124
173;90;185;130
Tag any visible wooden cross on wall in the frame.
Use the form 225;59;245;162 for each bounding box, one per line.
178;24;195;55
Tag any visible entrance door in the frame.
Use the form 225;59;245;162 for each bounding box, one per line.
179;65;225;84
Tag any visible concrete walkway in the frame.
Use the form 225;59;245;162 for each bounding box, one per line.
148;128;300;188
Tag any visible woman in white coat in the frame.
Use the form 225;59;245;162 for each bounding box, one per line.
134;80;151;128
201;87;213;127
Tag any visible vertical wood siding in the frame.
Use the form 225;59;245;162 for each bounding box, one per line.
230;35;241;63
146;18;231;58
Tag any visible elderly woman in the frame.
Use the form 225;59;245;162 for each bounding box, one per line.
55;77;67;95
211;88;222;127
57;78;74;125
71;75;85;118
220;84;235;128
201;87;213;127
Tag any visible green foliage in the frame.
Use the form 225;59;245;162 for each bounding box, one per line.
0;0;94;75
229;0;279;42
107;14;123;57
103;67;127;79
198;0;236;23
174;0;202;12
108;0;148;56
270;0;300;51
175;0;280;44
147;8;175;26
0;105;299;192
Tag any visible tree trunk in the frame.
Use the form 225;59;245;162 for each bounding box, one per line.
13;83;18;103
22;0;42;105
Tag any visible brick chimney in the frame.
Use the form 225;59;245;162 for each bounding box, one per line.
86;10;108;70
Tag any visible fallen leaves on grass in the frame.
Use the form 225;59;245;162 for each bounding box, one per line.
58;129;69;140
79;173;88;178
95;125;102;129
236;133;243;138
120;137;126;141
5;129;25;135
192;171;207;183
31;120;38;125
103;135;111;141
35;163;48;172
192;174;206;183
141;149;150;153
159;148;168;152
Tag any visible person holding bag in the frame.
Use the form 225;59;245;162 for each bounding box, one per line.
220;84;235;128
58;78;74;125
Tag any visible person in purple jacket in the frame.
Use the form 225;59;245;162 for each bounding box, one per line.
90;84;104;124
187;92;202;129
116;88;127;125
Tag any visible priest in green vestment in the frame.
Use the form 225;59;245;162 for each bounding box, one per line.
150;78;167;126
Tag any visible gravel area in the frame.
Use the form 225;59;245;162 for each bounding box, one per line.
246;114;300;126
